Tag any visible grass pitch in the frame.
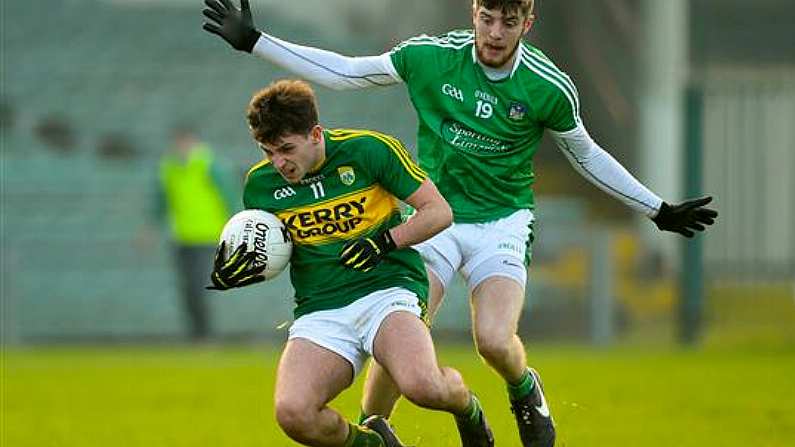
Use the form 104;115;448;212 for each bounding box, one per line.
3;342;794;446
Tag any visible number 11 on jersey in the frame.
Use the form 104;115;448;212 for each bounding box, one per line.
310;181;325;199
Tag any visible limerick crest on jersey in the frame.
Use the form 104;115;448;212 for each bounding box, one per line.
338;166;355;185
508;102;527;120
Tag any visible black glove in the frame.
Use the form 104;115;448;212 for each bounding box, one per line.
202;0;261;53
207;241;266;290
652;196;718;238
339;230;397;272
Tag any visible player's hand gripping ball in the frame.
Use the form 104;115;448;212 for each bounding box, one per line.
208;210;292;290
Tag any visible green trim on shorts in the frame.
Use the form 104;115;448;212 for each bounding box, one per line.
524;221;535;267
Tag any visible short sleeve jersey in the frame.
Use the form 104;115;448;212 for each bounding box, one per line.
244;129;428;319
390;30;581;222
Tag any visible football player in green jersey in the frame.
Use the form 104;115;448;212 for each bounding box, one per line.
209;79;496;447
203;1;718;446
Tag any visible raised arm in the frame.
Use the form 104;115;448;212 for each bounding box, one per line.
550;124;717;237
202;0;401;90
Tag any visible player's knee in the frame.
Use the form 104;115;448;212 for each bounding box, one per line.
398;374;447;409
275;398;316;441
475;331;513;364
440;366;464;387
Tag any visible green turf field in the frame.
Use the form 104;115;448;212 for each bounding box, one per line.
3;342;794;446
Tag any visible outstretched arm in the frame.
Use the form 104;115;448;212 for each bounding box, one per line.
550;124;717;237
202;0;401;90
650;197;718;238
550;124;663;216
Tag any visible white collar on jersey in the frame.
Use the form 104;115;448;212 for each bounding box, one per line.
471;43;525;81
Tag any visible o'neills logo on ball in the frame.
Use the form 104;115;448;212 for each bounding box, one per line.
251;222;270;266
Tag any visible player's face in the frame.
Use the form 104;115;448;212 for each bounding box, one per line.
472;6;533;69
259;126;325;184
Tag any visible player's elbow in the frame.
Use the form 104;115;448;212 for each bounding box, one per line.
326;80;357;91
409;180;452;233
439;200;453;229
324;74;370;91
428;198;452;233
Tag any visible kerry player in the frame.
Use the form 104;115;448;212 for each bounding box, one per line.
203;1;719;446
209;79;495;447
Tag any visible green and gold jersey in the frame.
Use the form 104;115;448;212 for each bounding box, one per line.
243;129;428;319
390;30;580;223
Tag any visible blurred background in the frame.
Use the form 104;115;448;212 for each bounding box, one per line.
2;1;794;446
3;0;793;345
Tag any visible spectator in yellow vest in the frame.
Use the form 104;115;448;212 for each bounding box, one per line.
154;125;238;340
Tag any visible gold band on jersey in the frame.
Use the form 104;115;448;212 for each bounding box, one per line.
276;184;398;246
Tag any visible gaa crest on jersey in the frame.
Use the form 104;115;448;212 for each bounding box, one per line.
338;166;355;186
273;186;296;200
508;102;527;120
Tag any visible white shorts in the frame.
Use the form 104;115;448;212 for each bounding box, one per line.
413;209;535;292
287;287;422;377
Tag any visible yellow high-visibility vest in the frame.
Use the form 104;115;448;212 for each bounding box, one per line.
160;144;229;245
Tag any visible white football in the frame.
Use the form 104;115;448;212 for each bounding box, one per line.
219;209;292;280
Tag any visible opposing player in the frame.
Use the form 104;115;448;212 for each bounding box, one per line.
209;79;495;447
203;1;718;446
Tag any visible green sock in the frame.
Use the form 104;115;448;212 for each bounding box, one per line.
460;393;483;424
344;423;385;447
357;409;368;425
507;368;536;400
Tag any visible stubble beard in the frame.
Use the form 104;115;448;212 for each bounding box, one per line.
475;34;522;69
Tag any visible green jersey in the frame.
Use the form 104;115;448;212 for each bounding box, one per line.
243;129;428;319
389;30;580;223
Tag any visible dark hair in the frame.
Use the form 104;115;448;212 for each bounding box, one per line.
246;79;319;145
475;0;534;17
